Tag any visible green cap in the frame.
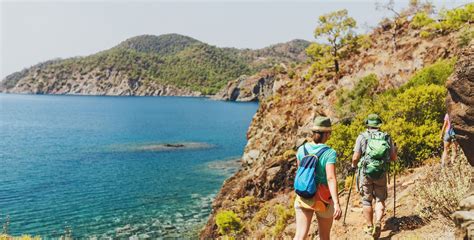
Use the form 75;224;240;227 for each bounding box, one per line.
310;116;332;132
366;113;382;128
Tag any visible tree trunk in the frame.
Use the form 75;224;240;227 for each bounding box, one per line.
334;59;339;73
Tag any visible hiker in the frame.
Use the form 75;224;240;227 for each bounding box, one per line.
351;114;397;239
294;116;342;240
440;113;458;166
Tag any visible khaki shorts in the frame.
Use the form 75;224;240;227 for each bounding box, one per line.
359;173;387;206
294;199;334;219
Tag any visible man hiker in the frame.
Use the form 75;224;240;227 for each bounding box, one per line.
351;114;397;239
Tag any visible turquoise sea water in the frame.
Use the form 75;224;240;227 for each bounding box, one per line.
0;94;258;238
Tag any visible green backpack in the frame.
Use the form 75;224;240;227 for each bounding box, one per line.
359;131;390;179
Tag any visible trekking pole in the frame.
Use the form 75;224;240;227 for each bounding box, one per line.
393;165;396;218
343;169;356;225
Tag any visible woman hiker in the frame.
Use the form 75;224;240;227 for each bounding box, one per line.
294;116;342;240
440;113;458;166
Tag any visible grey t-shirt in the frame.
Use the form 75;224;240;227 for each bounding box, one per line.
353;129;395;155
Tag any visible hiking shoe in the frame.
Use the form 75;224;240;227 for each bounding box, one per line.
372;223;381;239
363;225;373;235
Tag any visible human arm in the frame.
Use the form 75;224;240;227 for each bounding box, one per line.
326;163;342;220
440;119;447;139
351;135;363;169
352;151;361;169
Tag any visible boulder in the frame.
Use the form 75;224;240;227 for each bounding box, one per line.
446;43;474;166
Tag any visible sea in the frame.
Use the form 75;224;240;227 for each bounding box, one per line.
0;93;258;238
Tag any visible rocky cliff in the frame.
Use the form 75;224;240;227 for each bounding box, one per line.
211;69;279;101
446;43;474;166
447;41;474;240
201;19;466;238
0;34;310;96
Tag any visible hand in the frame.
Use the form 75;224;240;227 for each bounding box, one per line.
333;203;342;220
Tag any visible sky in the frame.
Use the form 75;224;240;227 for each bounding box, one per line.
0;0;470;78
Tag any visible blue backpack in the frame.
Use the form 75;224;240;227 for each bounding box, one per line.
294;144;329;198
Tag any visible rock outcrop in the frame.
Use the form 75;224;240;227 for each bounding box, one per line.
212;70;277;101
446;43;474;166
1;67;201;97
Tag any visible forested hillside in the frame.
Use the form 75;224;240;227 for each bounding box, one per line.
0;34;309;96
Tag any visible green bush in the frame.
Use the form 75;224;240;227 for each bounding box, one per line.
382;84;447;166
458;27;474;47
272;204;294;236
235;196;257;214
215;210;244;236
400;58;455;91
410;11;435;29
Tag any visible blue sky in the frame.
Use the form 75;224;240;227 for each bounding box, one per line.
1;0;470;78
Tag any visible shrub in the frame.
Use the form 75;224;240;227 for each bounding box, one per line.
415;154;472;220
235;196;257;214
458;27;474;47
382;84;447;166
411;11;435;29
215;210;244;236
283;149;296;160
400;58;455;91
272;204;294;236
288;69;296;79
420;30;432;38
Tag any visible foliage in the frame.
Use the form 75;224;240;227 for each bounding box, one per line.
399;58;455;91
271;204;294;237
382;84;447;166
305;43;334;79
313;9;357;73
412;3;474;37
235;196;258;214
415;155;472;220
458;27;474;47
215;210;244;236
247;200;294;238
410;11;435;29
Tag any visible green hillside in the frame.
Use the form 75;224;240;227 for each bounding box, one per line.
0;34;310;95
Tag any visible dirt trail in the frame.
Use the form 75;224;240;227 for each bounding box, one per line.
329;164;456;240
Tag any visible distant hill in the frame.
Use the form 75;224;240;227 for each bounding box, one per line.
0;34;310;96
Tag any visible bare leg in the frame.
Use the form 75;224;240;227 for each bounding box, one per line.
374;201;385;224
294;207;314;240
317;215;334;240
363;205;373;227
441;141;451;166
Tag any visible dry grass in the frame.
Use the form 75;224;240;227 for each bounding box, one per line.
415;154;472;221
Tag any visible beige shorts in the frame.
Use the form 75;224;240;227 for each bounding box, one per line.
359;173;388;206
294;199;334;219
